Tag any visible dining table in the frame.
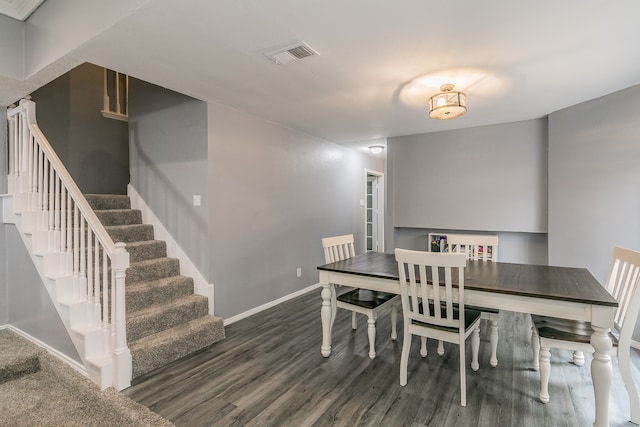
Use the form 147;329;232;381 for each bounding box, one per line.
317;251;619;427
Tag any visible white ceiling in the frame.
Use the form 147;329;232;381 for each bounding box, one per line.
4;1;640;155
0;0;43;20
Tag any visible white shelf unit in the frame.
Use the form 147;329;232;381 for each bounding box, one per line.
428;232;497;261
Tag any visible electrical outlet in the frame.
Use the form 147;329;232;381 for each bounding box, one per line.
296;267;302;278
193;195;201;206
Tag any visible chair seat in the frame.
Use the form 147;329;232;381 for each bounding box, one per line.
337;289;397;310
532;315;619;346
413;302;482;332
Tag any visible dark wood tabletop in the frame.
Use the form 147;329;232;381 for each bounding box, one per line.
318;251;618;307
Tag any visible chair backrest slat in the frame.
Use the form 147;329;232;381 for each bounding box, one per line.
446;234;498;262
322;234;355;263
606;247;640;336
396;249;466;330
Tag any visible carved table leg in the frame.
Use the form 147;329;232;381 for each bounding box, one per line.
489;315;499;367
367;315;377;359
321;284;333;357
591;325;613;427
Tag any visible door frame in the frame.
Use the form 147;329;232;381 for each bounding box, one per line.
365;169;385;252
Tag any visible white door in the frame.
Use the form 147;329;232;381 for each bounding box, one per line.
366;171;384;252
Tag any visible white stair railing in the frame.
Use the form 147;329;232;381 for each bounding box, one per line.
101;68;128;122
6;97;131;390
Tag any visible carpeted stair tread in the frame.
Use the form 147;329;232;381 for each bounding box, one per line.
0;330;41;384
127;295;210;342
83;193;226;383
125;240;167;263
106;224;155;243
126;257;180;284
126;276;195;313
85;194;131;210
94;209;143;226
130;315;225;378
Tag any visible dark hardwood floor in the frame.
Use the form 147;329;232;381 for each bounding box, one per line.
124;288;639;427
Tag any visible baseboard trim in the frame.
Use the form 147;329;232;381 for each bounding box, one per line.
632;340;640;351
0;324;88;377
224;283;320;326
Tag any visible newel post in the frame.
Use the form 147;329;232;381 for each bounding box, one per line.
112;241;132;390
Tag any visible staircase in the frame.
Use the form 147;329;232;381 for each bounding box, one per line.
85;194;225;379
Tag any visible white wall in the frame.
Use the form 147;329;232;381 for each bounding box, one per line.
548;85;640;284
208;102;383;319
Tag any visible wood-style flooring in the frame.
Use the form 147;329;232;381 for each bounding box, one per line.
124;288;640;427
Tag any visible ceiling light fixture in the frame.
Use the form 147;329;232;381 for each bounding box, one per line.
428;84;467;120
369;145;385;155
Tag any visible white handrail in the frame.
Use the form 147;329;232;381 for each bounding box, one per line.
6;98;131;390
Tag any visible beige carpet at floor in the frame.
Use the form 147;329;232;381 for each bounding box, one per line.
0;329;173;427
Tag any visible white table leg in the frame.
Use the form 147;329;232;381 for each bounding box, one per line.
367;315;377;359
321;283;333;357
591;305;614;427
489;315;499;367
531;325;540;371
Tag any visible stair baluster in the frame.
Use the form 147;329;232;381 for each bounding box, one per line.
6;98;132;390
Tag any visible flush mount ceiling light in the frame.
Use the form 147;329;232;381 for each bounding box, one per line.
428;84;467;120
369;145;385;155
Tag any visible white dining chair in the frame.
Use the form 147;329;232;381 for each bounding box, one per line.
531;246;640;424
445;234;500;367
322;234;398;359
395;248;481;406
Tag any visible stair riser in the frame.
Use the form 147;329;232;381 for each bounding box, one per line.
126;259;180;283
106;225;154;243
126;277;194;313
126;241;167;263
85;195;131;210
127;297;209;342
130;317;225;378
95;210;143;226
71;241;167;266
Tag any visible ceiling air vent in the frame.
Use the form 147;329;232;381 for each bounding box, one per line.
265;42;319;65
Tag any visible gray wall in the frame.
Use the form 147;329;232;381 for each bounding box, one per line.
393;228;548;265
128;78;209;275
0;106;6;194
3;225;80;361
386;119;549;264
549;85;640;284
30;62;129;194
0;14;23;81
1;109;7;324
390;119;548;232
0;210;7;325
208;102;383;319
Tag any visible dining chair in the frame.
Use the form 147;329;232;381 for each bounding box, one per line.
531;246;640;424
395;248;480;406
445;234;500;367
322;234;398;359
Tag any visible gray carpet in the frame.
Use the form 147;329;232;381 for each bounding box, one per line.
85;193;225;378
0;329;173;427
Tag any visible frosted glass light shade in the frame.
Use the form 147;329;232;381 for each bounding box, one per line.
429;84;467;120
369;145;384;154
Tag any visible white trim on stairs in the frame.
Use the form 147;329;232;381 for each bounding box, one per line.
0;325;88;377
127;184;216;315
224;283;321;326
